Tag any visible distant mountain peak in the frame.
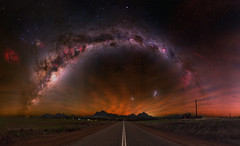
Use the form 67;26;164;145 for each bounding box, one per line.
127;113;137;118
93;111;118;117
137;112;152;118
128;113;136;116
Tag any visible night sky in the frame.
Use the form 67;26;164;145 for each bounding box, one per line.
0;0;240;116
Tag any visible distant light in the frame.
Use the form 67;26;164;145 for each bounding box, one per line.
131;97;134;101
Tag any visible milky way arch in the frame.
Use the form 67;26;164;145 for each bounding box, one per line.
21;26;200;114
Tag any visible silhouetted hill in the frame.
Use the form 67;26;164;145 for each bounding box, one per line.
55;113;67;118
42;111;156;121
137;112;152;118
42;113;67;118
92;111;155;120
42;113;53;118
127;113;137;118
93;110;118;118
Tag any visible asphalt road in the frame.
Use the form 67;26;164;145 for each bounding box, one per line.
71;121;179;146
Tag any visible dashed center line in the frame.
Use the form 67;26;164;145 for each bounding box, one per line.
122;120;127;146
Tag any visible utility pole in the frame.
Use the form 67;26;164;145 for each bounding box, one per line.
195;99;198;118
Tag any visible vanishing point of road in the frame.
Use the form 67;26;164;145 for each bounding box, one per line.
71;121;179;146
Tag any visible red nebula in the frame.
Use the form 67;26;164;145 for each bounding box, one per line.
3;49;19;64
79;47;82;51
182;70;192;87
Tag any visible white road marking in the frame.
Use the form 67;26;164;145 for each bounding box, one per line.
121;120;127;146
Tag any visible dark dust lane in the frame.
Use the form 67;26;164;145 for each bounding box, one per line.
70;121;179;146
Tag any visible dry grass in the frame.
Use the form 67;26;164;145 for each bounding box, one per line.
136;118;240;145
0;116;113;145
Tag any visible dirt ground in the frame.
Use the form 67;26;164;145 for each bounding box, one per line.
0;116;115;146
135;118;240;146
11;122;113;146
136;123;228;146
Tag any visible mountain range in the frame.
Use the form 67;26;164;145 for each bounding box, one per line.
42;111;155;120
93;110;154;119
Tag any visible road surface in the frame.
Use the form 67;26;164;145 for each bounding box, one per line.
71;121;179;146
